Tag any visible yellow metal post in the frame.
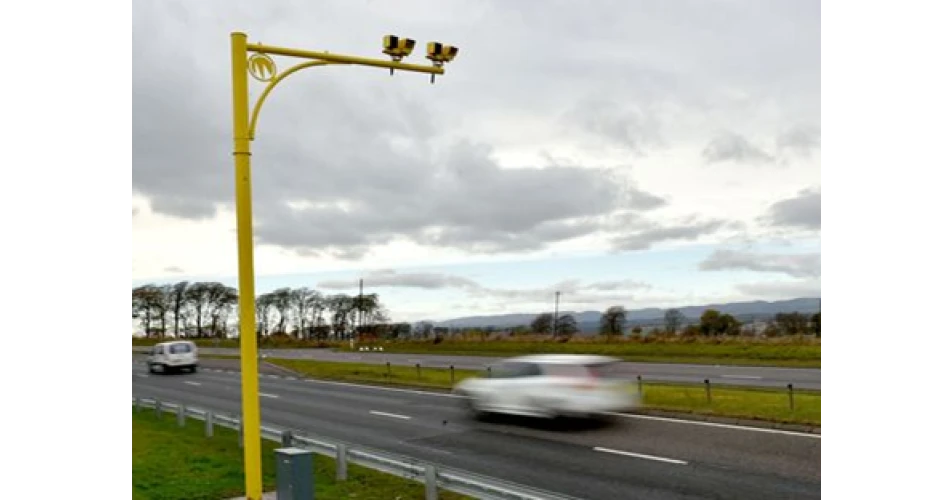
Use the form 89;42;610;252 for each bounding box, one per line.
230;31;263;500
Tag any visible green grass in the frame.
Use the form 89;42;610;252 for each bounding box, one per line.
375;340;821;368
132;408;469;500
264;358;819;427
639;383;820;426
132;336;820;367
268;358;482;389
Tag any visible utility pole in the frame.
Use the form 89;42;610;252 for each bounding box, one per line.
553;291;561;337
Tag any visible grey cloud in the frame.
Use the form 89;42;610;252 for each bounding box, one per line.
611;218;729;251
763;188;820;230
583;280;652;291
317;269;481;291
133;0;817;258
250;140;666;256
703;132;773;164
735;279;820;299
777;125;820;158
564;99;666;154
316;270;653;306
699;249;820;278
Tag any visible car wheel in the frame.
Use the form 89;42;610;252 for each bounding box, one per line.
147;364;156;374
464;394;490;420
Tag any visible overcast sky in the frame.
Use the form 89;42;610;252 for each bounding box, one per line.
132;0;820;322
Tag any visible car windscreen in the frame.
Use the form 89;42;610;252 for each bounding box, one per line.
168;343;193;354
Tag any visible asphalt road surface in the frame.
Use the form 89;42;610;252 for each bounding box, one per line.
135;346;821;390
132;360;820;500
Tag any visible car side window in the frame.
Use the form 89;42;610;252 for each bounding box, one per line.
490;362;541;378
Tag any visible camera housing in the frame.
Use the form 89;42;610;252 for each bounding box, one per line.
382;35;416;60
426;42;459;65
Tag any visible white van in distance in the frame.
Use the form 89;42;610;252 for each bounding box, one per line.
147;340;198;374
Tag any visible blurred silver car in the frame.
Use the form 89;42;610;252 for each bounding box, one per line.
452;354;639;419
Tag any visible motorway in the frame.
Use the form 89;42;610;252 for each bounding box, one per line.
132;359;821;500
135;347;821;390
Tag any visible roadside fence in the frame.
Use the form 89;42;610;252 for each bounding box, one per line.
133;397;580;500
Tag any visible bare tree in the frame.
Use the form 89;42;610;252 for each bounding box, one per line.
415;321;434;339
775;312;810;336
255;292;275;336
352;293;381;335
269;288;293;335
326;294;353;340
185;282;217;338
154;284;171;338
208;284;238;338
306;292;326;339
599;305;626;338
133;285;161;337
530;313;554;335
289;287;315;339
556;314;578;338
663;309;685;334
170;281;189;338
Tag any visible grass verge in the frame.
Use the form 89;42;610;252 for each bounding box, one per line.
133;337;820;368
376;340;820;368
264;358;820;427
639;382;820;426
132;408;469;500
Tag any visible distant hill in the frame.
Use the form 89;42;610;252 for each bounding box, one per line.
426;297;820;330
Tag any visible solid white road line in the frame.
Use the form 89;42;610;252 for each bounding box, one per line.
607;412;820;439
260;392;279;399
593;447;688;465
302;377;462;398
721;375;763;380
184;381;202;386
135;374;149;378
370;410;412;420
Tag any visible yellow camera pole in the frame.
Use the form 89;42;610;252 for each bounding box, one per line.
228;31;456;500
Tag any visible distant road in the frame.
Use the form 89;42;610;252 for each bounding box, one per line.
133;346;820;390
133;360;820;500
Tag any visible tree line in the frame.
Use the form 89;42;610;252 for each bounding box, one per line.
132;281;409;340
134;282;821;341
525;306;821;338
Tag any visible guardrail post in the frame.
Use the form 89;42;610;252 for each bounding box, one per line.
336;444;348;481
135;397;142;412
204;412;214;438
154;400;162;418
787;383;795;410
177;405;186;427
282;430;293;447
636;375;643;399
450;365;455;385
416;363;422;382
424;464;438;500
487;366;492;378
704;379;712;404
276;448;314;500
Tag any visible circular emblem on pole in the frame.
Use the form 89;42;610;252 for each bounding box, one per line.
247;53;277;82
